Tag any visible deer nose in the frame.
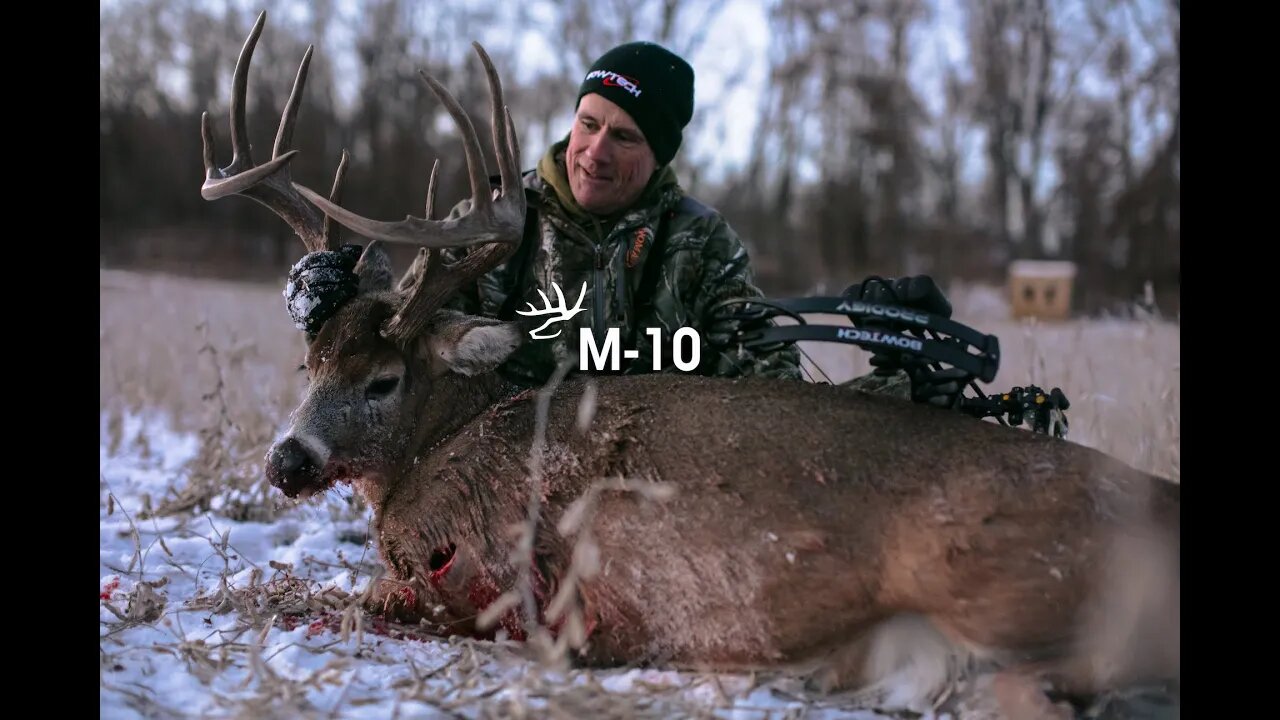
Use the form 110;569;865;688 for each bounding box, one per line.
265;437;319;496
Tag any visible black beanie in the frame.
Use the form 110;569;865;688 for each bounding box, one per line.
575;41;694;167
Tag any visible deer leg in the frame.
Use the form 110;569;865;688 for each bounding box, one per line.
990;670;1075;720
801;614;972;714
799;627;878;695
364;576;427;623
982;647;1181;720
1001;651;1181;716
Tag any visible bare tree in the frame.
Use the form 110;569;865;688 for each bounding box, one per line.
964;0;1056;256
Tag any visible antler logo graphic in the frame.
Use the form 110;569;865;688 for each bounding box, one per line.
515;282;589;339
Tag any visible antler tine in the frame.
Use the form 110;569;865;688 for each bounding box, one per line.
293;42;525;251
322;150;350;250
473;42;519;195
201;112;219;183
229;10;262;170
273;40;313;160
419;67;492;213
200;11;339;253
425;158;441;220
383;242;516;345
505;107;522;183
394;160;441;300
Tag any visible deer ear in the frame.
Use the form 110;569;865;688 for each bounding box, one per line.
426;312;524;376
355;241;394;294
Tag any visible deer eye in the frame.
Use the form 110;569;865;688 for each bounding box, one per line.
366;376;400;399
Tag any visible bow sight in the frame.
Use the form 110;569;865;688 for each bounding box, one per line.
708;291;1072;438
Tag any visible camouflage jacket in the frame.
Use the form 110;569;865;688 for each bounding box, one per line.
444;142;802;388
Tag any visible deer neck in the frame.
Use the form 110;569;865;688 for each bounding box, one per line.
358;373;520;513
409;371;523;464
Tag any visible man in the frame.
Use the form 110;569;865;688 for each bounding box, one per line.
436;40;803;387
286;41;953;396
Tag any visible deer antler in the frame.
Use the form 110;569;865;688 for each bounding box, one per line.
200;11;347;254
293;42;526;345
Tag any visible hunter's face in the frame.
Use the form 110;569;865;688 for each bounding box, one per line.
566;94;657;216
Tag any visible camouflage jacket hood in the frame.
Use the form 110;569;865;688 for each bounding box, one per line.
445;139;802;386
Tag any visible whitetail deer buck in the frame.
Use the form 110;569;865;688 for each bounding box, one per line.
202;13;1179;718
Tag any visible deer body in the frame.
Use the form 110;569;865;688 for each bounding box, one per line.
362;365;1178;697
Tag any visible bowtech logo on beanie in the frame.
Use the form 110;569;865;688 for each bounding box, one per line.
576;41;694;167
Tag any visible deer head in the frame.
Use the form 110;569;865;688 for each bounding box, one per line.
201;12;527;501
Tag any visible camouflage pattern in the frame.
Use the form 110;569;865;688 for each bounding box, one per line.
840;369;912;399
441;142;918;401
443;143;803;388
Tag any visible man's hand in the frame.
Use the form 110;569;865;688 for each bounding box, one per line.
908;366;970;408
842;275;952;318
284;244;364;335
844;275;952;378
703;301;776;350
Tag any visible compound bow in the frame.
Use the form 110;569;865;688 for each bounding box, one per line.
708;282;1071;438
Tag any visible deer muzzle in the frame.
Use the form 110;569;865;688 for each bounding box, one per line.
265;436;323;498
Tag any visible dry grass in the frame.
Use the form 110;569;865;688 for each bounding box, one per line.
101;268;305;434
101;268;328;522
100;268;1180;717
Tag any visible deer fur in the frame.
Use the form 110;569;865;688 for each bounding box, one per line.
264;246;1180;716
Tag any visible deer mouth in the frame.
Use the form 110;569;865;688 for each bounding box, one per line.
266;437;362;499
282;458;363;500
279;463;359;500
317;459;359;489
